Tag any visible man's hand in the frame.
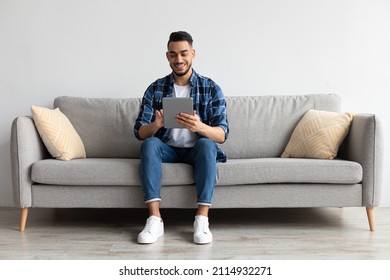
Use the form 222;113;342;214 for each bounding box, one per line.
138;109;164;140
175;110;203;132
176;110;226;144
154;109;164;128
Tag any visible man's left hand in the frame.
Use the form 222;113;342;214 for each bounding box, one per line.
175;110;204;132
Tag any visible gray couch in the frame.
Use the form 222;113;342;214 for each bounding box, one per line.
10;94;383;232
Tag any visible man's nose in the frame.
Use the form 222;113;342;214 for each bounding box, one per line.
176;54;184;62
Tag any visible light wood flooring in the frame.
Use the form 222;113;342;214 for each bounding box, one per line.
0;207;389;260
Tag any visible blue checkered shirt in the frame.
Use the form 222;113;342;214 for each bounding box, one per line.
134;70;229;162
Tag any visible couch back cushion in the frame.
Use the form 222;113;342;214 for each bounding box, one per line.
54;94;341;159
54;96;142;158
222;94;341;159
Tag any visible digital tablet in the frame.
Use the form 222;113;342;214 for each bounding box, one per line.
162;97;193;128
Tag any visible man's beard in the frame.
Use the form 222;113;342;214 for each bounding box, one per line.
172;63;192;77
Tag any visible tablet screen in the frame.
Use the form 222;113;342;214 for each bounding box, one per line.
162;97;193;128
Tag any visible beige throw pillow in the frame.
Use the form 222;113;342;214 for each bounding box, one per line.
31;105;86;161
281;109;354;159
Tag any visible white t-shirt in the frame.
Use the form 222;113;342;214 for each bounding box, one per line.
166;84;198;148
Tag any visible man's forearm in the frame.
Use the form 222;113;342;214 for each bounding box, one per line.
138;123;161;140
198;125;226;144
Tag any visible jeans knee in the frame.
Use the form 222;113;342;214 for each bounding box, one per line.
140;137;162;155
194;138;217;156
196;138;215;147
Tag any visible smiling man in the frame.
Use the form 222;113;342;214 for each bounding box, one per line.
134;31;229;244
167;39;194;79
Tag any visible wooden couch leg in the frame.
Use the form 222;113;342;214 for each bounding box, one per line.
20;208;28;232
366;207;375;232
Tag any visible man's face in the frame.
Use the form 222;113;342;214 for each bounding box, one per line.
166;41;195;77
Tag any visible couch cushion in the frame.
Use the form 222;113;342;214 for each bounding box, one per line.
31;105;86;161
31;158;194;186
53;94;340;159
216;158;362;186
54;96;142;158
222;94;341;159
32;158;362;187
281;109;354;159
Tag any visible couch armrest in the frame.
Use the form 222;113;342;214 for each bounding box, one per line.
340;113;384;206
10;116;49;208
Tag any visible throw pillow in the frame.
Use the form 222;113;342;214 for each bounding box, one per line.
31;105;86;161
281;109;354;159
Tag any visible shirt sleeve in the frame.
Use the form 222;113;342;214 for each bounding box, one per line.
134;85;156;140
209;84;229;142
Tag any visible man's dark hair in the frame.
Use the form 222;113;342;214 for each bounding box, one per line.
167;31;193;48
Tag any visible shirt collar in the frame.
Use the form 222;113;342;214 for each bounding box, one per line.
169;69;197;87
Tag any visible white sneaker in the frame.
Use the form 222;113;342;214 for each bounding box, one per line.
137;216;164;244
193;215;212;244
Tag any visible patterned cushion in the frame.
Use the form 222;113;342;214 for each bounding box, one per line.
281;109;354;159
31;105;86;161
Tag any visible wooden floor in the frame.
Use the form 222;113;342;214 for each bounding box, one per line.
0;207;389;260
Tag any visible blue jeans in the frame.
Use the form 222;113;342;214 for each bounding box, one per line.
140;137;218;206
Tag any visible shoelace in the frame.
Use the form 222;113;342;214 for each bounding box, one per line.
195;220;208;234
143;218;157;233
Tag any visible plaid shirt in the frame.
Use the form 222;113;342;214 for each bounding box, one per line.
134;70;229;162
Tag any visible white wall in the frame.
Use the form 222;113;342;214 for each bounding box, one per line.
1;0;389;207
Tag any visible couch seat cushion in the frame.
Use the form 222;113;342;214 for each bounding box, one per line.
32;158;362;187
215;158;362;186
31;158;194;186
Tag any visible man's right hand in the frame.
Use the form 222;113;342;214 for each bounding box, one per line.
154;109;164;128
138;109;164;140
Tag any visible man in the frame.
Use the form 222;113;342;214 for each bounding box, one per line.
134;31;229;244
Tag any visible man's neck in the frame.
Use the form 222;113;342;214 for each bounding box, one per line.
173;69;192;86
